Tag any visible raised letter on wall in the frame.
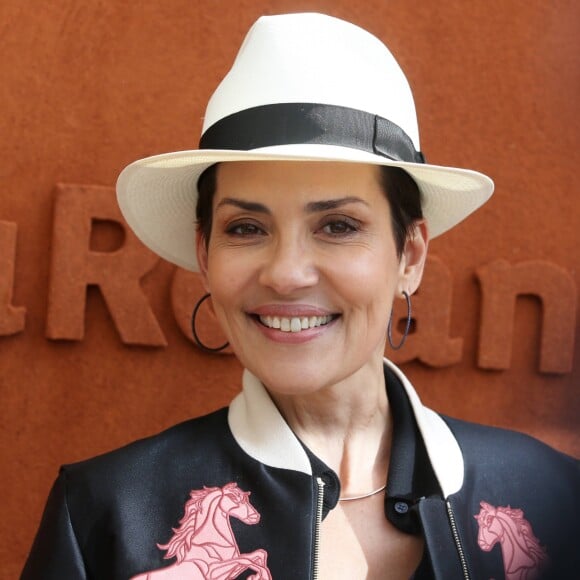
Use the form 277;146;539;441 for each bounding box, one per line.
390;255;463;366
46;184;167;346
477;259;576;373
0;221;26;335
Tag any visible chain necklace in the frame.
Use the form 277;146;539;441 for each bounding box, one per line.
338;483;387;502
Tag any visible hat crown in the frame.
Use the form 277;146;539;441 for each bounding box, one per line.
202;13;420;149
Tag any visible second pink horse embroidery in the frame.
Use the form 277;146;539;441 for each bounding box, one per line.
474;501;548;580
131;482;272;579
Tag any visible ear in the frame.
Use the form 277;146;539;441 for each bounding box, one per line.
397;220;429;295
195;230;211;292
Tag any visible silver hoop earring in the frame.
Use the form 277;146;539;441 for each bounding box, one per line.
387;290;412;350
191;293;230;353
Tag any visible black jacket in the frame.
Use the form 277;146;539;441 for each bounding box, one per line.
22;361;579;579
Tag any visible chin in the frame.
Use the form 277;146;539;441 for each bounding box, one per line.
231;334;386;397
242;357;335;396
243;355;366;399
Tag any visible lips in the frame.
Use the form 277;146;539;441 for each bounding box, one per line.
258;315;334;333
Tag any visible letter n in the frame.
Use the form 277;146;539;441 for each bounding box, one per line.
0;221;26;335
476;259;576;373
46;184;167;346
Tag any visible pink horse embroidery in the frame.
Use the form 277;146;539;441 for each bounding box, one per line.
131;483;272;580
474;501;548;580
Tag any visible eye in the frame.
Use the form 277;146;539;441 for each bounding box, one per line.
225;221;265;236
319;216;360;236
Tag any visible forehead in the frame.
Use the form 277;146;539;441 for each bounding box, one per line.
214;160;385;207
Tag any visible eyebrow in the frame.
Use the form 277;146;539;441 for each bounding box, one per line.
305;197;369;212
215;198;271;214
215;196;368;214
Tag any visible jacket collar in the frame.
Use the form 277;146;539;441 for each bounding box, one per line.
228;358;464;498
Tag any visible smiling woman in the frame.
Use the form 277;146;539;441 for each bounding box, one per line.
197;161;427;400
22;12;578;580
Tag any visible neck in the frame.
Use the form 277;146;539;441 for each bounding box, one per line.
268;360;391;496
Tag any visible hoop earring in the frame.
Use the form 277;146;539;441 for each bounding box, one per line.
387;290;412;350
191;293;230;353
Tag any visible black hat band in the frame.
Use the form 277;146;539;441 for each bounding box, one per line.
199;102;425;164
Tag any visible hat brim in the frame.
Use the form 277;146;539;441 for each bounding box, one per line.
116;144;493;271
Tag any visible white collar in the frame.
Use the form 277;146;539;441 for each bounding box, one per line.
228;358;464;497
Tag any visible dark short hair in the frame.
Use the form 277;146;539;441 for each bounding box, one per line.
196;163;423;258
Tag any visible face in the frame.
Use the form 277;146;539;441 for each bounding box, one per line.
197;161;427;396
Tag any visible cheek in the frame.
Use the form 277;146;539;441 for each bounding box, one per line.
326;248;400;304
204;252;256;325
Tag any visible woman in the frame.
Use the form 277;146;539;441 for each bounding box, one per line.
22;13;577;580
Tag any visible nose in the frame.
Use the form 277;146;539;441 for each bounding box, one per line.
258;234;319;295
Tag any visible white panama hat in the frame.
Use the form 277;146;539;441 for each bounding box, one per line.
117;12;494;272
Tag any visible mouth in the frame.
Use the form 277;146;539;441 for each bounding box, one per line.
255;314;337;333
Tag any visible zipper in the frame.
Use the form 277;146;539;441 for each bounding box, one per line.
445;500;470;580
312;476;325;580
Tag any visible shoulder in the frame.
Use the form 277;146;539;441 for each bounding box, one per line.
61;407;231;497
434;414;579;523
439;414;579;525
25;408;238;577
441;414;578;476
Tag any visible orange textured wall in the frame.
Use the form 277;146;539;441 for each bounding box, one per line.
1;1;578;576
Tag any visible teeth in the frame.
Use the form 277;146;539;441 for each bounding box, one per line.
259;315;333;332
